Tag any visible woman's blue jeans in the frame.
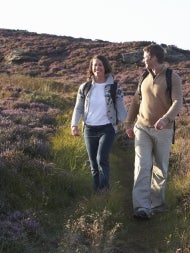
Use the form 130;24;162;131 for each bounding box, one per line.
84;123;115;192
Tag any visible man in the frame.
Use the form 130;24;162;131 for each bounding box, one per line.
125;44;183;219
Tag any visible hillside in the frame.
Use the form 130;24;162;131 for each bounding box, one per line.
1;28;190;114
0;29;190;252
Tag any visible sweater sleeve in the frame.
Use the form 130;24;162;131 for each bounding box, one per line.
162;72;183;122
115;83;128;122
125;89;140;129
71;84;85;127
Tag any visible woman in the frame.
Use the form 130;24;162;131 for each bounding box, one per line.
71;55;127;192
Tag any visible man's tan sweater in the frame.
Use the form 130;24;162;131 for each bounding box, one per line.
126;66;183;129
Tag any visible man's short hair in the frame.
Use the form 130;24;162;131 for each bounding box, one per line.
143;44;165;63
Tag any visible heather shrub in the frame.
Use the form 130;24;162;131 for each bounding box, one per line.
0;209;47;253
59;208;122;253
0;149;78;211
0;70;190;252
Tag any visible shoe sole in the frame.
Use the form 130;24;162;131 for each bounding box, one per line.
133;212;151;220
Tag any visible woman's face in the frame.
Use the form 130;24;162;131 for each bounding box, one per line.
92;58;105;79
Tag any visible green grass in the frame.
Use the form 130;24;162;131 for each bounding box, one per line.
53;130;190;252
52;123;190;253
0;73;190;252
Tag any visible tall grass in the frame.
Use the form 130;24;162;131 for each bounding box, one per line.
0;73;190;252
0;74;86;252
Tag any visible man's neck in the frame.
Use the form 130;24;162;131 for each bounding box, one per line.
151;64;164;75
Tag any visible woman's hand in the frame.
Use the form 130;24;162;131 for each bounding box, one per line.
126;128;135;139
71;126;80;136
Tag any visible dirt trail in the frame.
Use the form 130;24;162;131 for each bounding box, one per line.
110;138;177;253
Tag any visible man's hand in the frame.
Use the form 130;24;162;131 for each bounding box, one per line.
154;118;169;130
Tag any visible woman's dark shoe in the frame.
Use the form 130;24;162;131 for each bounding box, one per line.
133;210;151;220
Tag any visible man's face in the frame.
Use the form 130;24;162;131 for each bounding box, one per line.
143;52;152;69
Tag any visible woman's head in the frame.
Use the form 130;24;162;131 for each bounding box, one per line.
87;55;112;82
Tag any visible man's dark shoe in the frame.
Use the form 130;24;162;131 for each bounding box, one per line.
133;210;151;220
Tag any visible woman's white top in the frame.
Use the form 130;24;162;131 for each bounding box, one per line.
86;82;110;126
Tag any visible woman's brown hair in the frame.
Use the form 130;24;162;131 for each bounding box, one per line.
86;55;112;82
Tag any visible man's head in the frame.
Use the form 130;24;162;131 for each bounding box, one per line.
143;44;165;69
